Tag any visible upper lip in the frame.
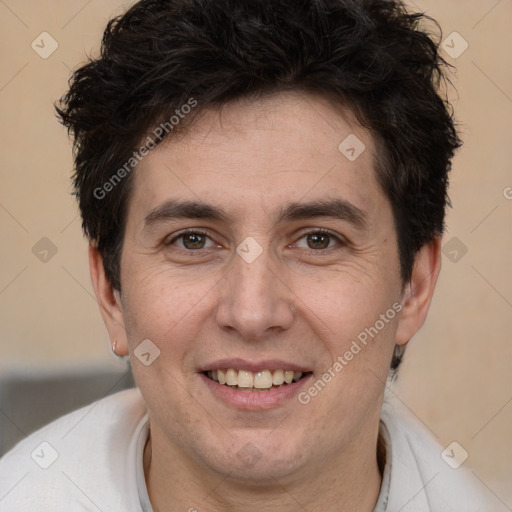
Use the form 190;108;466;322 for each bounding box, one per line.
200;358;310;373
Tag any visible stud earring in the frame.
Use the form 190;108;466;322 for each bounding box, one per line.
112;339;121;357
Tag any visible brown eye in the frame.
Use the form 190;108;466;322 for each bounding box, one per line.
306;232;331;250
181;233;206;249
167;230;214;250
293;230;345;252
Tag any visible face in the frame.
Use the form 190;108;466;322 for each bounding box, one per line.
93;92;436;485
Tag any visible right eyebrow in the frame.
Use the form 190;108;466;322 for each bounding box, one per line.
143;200;231;231
142;197;369;233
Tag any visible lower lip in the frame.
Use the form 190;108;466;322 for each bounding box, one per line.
200;373;312;410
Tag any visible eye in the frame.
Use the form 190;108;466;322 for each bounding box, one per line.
166;230;216;250
294;230;344;251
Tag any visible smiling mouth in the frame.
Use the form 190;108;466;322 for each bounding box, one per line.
204;369;310;391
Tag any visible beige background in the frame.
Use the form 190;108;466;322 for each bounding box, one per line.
1;0;511;505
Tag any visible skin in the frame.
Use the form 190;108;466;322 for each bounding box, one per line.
90;92;441;511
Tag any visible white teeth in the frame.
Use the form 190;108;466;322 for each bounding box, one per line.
254;370;273;389
226;368;237;386
237;370;254;388
272;369;285;385
284;370;294;384
207;368;305;389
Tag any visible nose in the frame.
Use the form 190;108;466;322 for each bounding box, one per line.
215;249;295;341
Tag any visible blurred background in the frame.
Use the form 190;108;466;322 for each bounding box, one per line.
0;0;511;506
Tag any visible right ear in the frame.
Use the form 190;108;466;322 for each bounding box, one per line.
89;245;129;356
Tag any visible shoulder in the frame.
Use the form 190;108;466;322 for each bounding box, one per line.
381;395;500;512
0;388;147;512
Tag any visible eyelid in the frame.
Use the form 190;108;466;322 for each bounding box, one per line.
165;228;214;247
164;227;347;251
292;228;347;248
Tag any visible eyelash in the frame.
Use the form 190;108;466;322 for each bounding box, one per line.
166;229;211;248
166;228;346;254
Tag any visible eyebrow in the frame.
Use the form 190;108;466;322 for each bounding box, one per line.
276;199;368;230
143;198;368;231
144;200;231;229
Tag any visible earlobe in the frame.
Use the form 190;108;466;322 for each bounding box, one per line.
88;245;129;356
395;237;442;346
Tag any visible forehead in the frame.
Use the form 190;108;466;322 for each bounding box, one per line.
128;92;386;226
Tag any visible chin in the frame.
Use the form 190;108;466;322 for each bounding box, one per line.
201;434;309;483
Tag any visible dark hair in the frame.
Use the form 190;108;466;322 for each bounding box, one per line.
56;0;461;371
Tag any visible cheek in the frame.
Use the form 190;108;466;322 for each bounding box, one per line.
292;265;400;361
120;262;217;353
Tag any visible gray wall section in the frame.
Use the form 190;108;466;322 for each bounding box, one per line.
0;366;136;456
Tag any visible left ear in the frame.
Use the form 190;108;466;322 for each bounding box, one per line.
395;236;442;346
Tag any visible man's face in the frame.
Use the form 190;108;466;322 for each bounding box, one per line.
113;93;405;481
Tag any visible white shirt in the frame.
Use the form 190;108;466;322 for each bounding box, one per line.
0;388;498;511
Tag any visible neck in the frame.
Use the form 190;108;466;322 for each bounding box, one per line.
144;425;384;512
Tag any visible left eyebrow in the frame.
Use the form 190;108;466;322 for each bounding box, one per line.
275;199;369;230
142;197;369;232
